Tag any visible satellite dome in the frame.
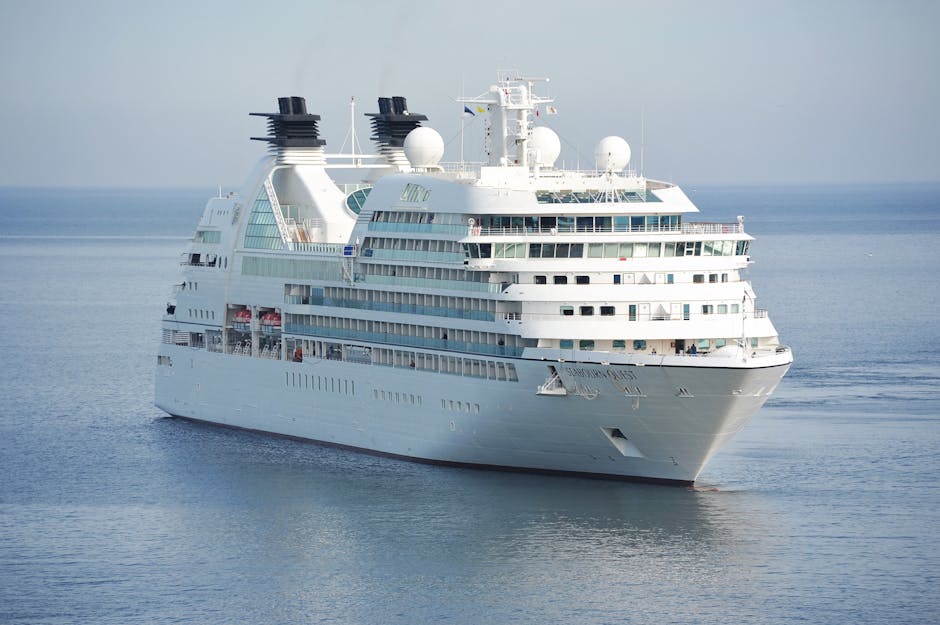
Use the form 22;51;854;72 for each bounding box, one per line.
594;136;631;172
403;127;444;168
529;126;561;167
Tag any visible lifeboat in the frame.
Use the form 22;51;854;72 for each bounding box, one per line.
261;312;282;334
232;308;252;331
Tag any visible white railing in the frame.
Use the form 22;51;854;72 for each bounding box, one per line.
469;222;743;237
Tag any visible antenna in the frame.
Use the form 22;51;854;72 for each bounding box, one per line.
640;105;645;177
350;96;356;159
459;76;465;168
339;96;363;160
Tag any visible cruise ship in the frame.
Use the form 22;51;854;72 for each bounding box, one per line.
155;73;792;485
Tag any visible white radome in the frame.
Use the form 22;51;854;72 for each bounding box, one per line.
595;135;631;172
529;126;561;167
404;127;445;168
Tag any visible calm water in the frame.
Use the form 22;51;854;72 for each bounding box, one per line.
1;185;938;624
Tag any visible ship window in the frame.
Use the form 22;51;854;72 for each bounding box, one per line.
721;273;729;282
667;273;674;284
556;216;574;231
718;304;728;314
751;337;759;348
693;274;705;283
560;306;574;316
731;304;740;314
600;306;615;316
612;340;626;349
698;339;711;350
716;338;727;348
614;274;621;285
576;275;590;285
345;187;372;214
580;306;594;316
702;305;714;315
633;340;647;350
535;275;547;284
579;340;595;350
554;275;567;284
628;304;637;321
709;274;718;283
560;339;574;349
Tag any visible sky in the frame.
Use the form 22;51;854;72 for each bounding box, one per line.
0;0;938;188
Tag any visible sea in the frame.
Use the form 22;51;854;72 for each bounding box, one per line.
1;183;938;624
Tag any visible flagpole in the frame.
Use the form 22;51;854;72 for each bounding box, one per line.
459;76;465;170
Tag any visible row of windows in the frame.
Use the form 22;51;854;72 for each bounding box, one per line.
242;256;342;281
400;183;431;203
285;314;524;348
187;308;216;320
284;371;355;395
363;236;461;253
194;230;221;243
533;273;731;286
693;273;730;284
560;305;616;316
535;274;591;284
374;389;423;405
533;189;661;204
287;286;498;322
478;214;674;231
559;303;741;318
467;240;749;260
281;337;520;382
244;196;284;250
442;399;481;413
183;253;226;268
362;262;490;284
345;187;371;214
556;337;758;352
325;286;494;312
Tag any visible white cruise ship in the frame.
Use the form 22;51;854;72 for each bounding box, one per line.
155;73;792;485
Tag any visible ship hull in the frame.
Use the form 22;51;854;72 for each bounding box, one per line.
156;345;790;484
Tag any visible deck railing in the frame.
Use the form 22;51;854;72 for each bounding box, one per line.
470;222;743;237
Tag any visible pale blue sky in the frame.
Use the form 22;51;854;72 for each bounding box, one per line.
1;0;937;187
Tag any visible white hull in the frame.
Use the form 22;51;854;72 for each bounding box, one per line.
156;345;790;484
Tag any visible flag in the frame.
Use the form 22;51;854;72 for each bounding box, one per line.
547;105;558;115
463;105;475;117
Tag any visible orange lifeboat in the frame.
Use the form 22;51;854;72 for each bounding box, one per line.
261;312;281;334
232;308;252;332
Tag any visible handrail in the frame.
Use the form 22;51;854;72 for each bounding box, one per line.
468;222;743;237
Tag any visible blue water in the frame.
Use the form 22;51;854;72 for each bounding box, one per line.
1;185;938;624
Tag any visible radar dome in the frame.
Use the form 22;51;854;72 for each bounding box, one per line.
594;136;631;172
403;127;444;168
529;126;561;167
